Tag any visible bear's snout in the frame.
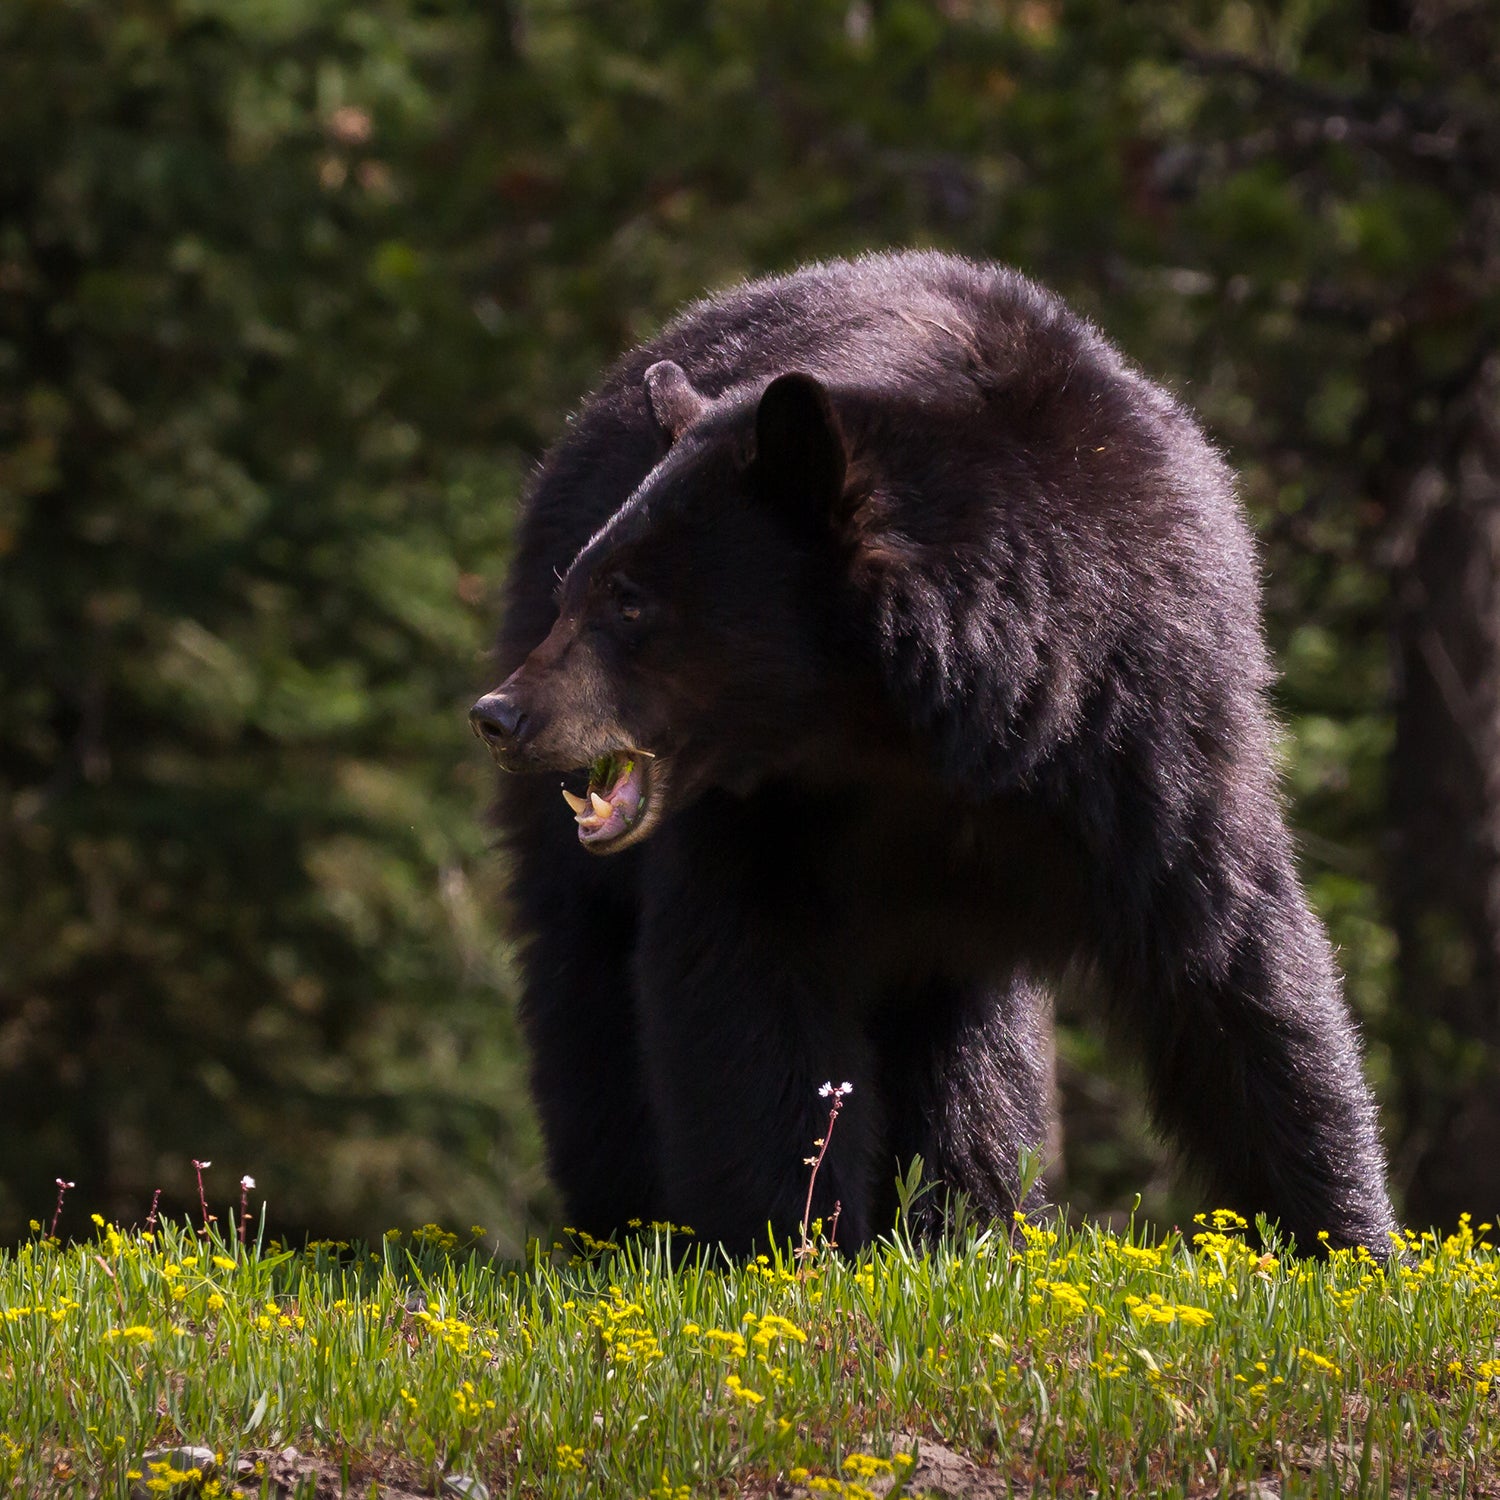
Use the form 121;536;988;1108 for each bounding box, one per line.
470;691;531;757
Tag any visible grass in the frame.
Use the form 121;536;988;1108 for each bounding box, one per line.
2;1206;1498;1498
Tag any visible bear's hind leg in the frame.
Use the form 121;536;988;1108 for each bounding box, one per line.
874;974;1053;1239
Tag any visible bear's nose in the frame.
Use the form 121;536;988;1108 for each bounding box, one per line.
470;692;529;748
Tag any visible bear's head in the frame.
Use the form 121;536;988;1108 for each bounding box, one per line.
471;362;880;854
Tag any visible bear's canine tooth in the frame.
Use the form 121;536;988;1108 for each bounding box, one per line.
561;788;590;816
590;791;612;818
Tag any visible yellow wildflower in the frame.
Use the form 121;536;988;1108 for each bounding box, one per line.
103;1325;155;1344
724;1373;764;1404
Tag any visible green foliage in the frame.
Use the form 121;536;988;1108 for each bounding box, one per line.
0;0;535;1244
2;1212;1498;1496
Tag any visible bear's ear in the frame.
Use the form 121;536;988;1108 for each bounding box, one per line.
643;360;709;446
752;372;849;526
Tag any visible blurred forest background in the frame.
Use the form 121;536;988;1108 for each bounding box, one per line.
2;0;1497;1252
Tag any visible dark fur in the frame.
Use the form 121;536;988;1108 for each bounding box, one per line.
480;251;1395;1255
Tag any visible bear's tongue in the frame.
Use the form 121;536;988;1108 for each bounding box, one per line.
562;754;647;845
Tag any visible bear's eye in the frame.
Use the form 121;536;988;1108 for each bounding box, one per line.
609;576;645;625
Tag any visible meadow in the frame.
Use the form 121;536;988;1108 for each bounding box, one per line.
2;1192;1497;1498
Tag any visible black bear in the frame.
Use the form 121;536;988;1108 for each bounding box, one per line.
472;251;1395;1257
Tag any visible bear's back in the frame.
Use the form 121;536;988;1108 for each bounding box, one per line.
603;251;1114;417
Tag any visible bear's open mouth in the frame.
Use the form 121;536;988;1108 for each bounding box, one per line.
562;750;654;849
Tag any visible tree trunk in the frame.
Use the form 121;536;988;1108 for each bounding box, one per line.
1388;352;1500;1230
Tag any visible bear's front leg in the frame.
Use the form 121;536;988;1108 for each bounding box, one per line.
503;780;663;1239
633;807;884;1253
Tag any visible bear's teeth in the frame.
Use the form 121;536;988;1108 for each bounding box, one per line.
561;788;590;816
590;792;612;818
